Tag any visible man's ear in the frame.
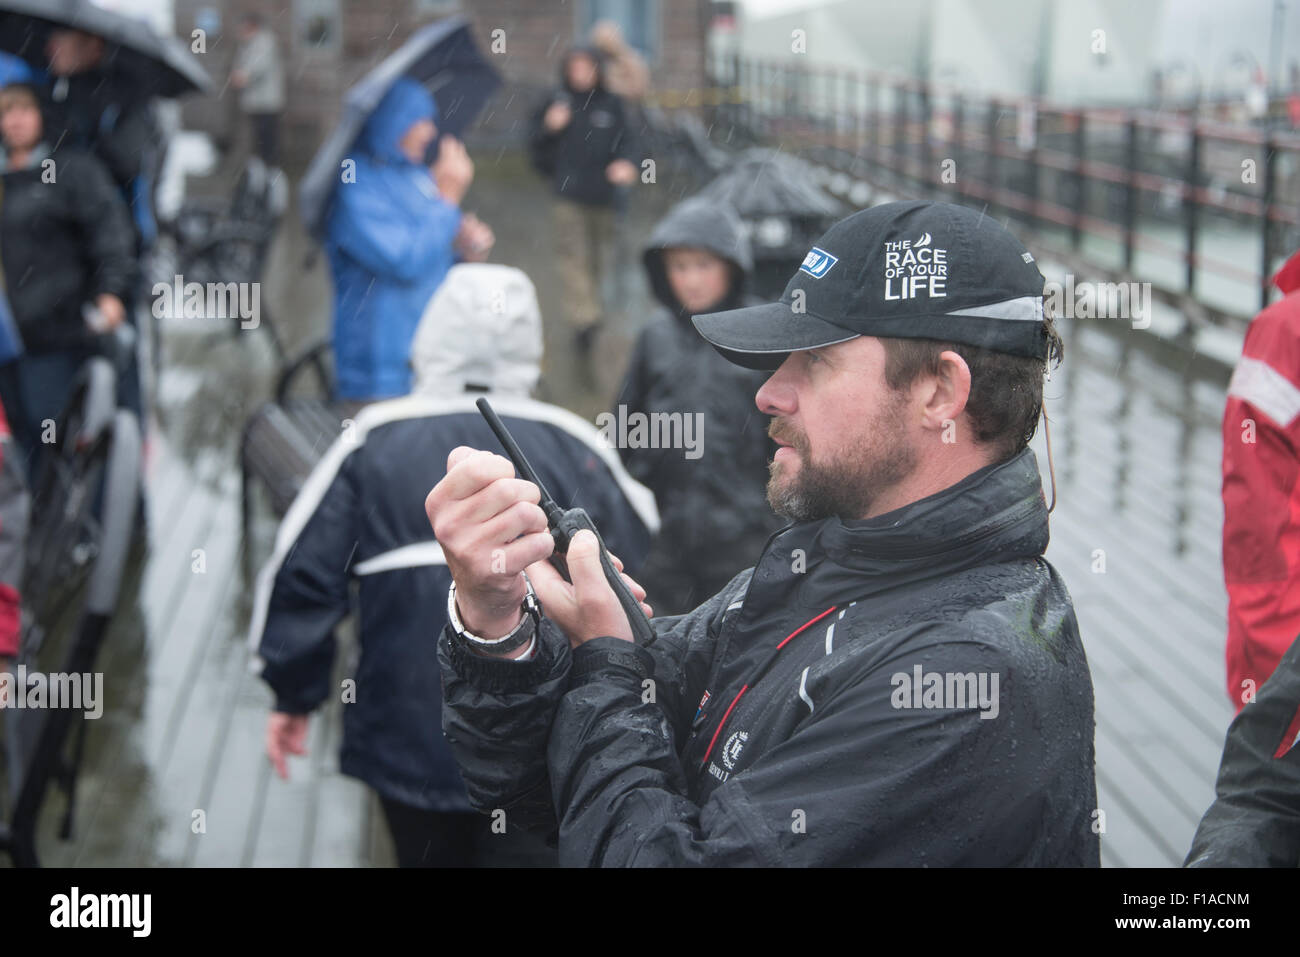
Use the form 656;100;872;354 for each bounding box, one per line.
919;349;972;432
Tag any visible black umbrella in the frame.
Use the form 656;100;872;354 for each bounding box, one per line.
299;16;501;238
0;0;212;98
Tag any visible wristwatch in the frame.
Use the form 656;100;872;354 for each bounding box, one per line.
447;575;541;655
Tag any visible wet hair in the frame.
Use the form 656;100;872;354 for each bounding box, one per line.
880;307;1063;462
0;83;41;115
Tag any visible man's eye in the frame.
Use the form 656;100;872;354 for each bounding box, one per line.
805;351;821;363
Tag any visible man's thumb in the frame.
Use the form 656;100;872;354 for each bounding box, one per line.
565;529;605;596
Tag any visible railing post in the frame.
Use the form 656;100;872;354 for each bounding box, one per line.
1262;133;1277;311
920;81;932;193
1073;109;1086;249
1185;121;1201;295
895;79;907;185
953;94;965;205
1124;115;1139;272
871;73;881;168
1027;100;1041;228
986;99;1000;214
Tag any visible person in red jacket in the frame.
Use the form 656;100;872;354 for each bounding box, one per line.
1222;249;1300;711
0;398;27;695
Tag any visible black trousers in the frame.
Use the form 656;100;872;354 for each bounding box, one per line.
248;111;280;166
379;795;557;868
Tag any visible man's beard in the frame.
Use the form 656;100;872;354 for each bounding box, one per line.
766;392;917;522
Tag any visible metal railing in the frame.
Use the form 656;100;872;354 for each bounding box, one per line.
706;54;1300;321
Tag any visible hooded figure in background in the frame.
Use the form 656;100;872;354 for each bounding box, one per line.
614;195;785;615
325;77;493;401
527;46;639;363
251;263;657;867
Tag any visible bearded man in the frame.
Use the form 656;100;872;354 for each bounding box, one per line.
424;201;1100;866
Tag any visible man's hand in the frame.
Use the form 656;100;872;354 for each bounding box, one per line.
266;712;308;779
454;212;495;262
94;293;125;331
432;136;474;207
230;69;248;89
526;529;652;649
543;101;571;133
606;159;637;186
426;447;554;640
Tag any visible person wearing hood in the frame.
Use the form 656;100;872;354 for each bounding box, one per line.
250;262;658;866
325;76;495;401
427;201;1099;866
613;195;785;615
0;82;136;465
528;46;639;363
1220;248;1300;711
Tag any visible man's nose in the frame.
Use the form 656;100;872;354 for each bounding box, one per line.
755;360;795;416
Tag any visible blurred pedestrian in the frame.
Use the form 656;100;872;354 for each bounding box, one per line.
1221;248;1300;709
614;195;784;614
0;398;28;698
251;263;658;867
325;77;494;401
230;13;285;167
528;46;638;367
0;83;135;468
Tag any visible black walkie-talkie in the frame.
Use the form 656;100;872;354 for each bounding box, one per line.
476;397;656;647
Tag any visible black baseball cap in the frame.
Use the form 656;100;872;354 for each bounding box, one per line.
692;201;1048;369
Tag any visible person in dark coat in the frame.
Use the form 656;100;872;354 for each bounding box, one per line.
1186;632;1300;867
250;263;658;867
613;195;784;614
528;46;638;361
427;201;1099;866
0;83;136;465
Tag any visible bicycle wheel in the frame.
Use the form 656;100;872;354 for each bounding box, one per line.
23;392;111;630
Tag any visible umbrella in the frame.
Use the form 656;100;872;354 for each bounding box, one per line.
701;148;847;220
299;16;501;238
0;0;212;98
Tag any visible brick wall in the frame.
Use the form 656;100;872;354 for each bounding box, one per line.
170;0;710;169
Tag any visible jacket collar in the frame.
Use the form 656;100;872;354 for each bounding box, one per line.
751;447;1050;613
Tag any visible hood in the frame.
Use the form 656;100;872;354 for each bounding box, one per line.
643;195;753;315
410;263;543;397
358;77;439;164
771;448;1051;612
1273;249;1300;296
559;44;606;94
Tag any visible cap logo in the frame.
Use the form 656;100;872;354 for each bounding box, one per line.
884;236;948;301
799;246;839;279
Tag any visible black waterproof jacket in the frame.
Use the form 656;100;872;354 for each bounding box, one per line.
1186;634;1300;867
528;48;638;208
614;195;785;614
0;145;136;353
440;448;1100;866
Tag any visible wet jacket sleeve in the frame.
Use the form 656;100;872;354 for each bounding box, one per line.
1221;319;1300;708
66;152;137;301
527;94;562;177
1186;635;1300;867
330;174;461;284
438;574;739;836
255;452;362;715
0;418;27;659
548;630;1056;866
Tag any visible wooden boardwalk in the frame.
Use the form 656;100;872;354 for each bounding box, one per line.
2;153;1243;868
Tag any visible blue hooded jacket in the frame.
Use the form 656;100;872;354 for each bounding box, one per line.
325;78;461;399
